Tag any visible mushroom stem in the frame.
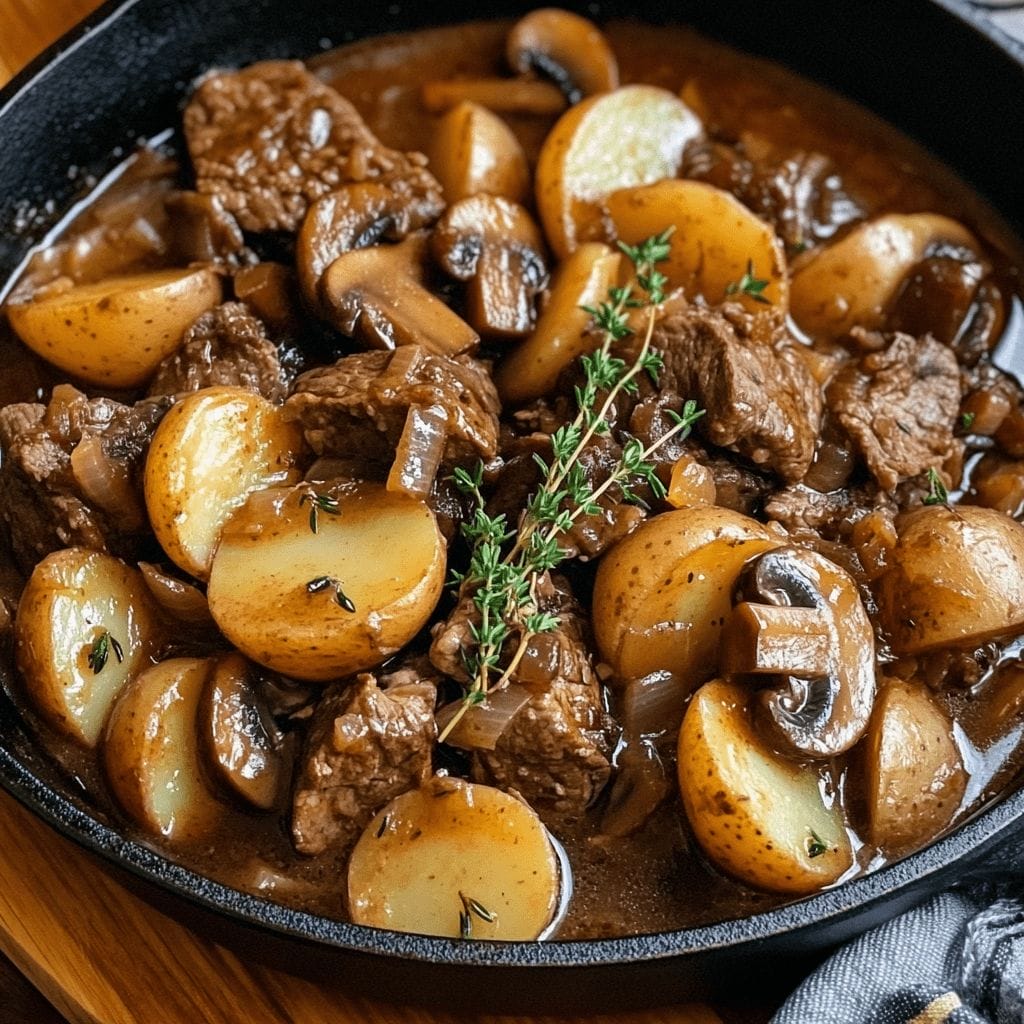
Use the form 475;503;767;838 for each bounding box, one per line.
721;603;831;678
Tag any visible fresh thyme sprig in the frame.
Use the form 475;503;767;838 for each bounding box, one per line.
299;490;340;534
306;575;356;612
725;258;771;304
439;230;704;741
458;892;496;939
87;630;123;674
922;467;949;507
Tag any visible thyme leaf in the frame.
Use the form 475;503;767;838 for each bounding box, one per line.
306;575;356;613
922;467;949;506
725;258;771;305
299;490;340;534
87;630;123;674
806;829;828;859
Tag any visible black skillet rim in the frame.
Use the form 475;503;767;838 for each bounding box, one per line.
1;0;1024;972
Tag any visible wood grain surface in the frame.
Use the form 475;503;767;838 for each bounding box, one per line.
0;3;765;1022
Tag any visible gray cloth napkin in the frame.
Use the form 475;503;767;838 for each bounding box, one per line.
771;846;1024;1023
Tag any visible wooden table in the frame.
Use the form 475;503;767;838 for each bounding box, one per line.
0;3;766;1022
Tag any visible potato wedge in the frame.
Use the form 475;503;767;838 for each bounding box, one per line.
8;268;222;388
104;657;223;840
15;548;164;747
678;678;853;894
592;507;776;688
790;213;979;339
207;482;445;681
144;386;305;580
863;679;965;855
429;101;530;205
495;242;622;403
874;504;1024;655
604;180;789;312
200;653;285;812
536;85;703;258
348;777;561;940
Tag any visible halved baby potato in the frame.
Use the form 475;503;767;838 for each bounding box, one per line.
15;548;164;747
678;678;853;894
104;656;224;840
789;213;980;339
199;652;285;812
495;242;623;403
535;85;703;258
144;386;305;580
7;268;222;388
604;179;789;312
592;507;777;688
862;678;966;855
429;101;530;205
207;481;446;681
348;777;561;940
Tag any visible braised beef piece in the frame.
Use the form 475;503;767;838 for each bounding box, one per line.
704;452;773;516
148;302;289;402
682;139;864;250
184;61;443;234
0;386;170;570
291;661;438;856
284;345;500;465
654;303;822;483
766;481;894;536
826;330;961;491
431;574;613;821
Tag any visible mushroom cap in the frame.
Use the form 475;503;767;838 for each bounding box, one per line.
736;545;877;759
506;8;619;104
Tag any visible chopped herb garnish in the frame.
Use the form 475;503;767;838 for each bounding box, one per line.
375;815;388;839
86;630;123;675
960;411;976;431
299;490;340;534
725;258;771;305
440;230;704;741
458;892;496;939
806;829;827;859
306;575;356;613
922;467;949;506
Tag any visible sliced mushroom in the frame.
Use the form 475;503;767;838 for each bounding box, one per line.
297;182;444;310
200;652;286;812
431;195;548;338
421;77;567;117
729;546;876;759
320;231;479;355
506;9;619;104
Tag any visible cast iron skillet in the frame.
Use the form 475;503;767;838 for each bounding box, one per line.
1;0;1024;1013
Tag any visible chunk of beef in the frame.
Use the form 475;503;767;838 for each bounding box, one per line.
683;138;864;250
654;303;822;482
766;481;894;537
291;663;438;855
184;61;443;234
826;331;961;491
431;574;613;820
0;386;170;570
284;345;500;465
148;302;288;402
164;191;246;265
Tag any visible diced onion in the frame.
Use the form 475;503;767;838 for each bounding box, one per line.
138;562;215;626
70;435;146;529
621;670;691;737
436;683;533;750
387;404;448;498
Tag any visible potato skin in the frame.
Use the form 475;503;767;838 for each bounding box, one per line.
207;482;445;681
874;505;1024;655
7;268;222;388
862;678;966;855
104;656;223;840
605;179;788;313
678;678;852;895
592;506;776;686
144;386;305;579
15;548;164;747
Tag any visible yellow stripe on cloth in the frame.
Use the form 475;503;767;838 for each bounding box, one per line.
907;991;963;1024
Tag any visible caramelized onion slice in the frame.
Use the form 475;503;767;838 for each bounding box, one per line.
386;404;448;498
138;562;214;627
70;436;146;530
436;684;533;751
